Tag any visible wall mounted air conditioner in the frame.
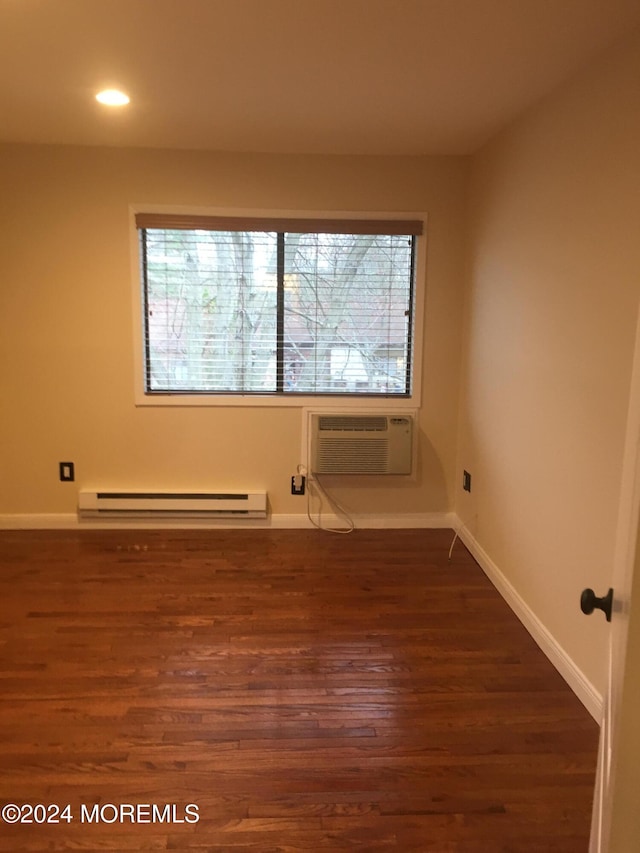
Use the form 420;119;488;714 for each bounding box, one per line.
78;490;268;519
310;414;413;475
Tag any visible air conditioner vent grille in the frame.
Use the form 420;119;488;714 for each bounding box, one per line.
317;439;388;474
318;415;387;432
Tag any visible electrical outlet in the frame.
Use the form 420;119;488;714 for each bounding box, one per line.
463;470;471;492
59;462;75;482
291;474;306;496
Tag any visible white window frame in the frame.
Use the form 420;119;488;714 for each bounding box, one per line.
130;205;426;410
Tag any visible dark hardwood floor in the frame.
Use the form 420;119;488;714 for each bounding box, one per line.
0;528;598;852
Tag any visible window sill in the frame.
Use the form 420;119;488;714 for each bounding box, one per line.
134;391;420;409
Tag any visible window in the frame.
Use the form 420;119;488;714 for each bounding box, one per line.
135;213;423;399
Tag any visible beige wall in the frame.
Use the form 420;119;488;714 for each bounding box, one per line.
458;29;640;695
0;145;467;519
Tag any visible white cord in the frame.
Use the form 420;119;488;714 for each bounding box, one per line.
448;522;468;561
306;472;355;534
448;529;460;561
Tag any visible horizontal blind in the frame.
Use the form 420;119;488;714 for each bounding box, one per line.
282;232;413;395
143;228;279;393
140;224;415;396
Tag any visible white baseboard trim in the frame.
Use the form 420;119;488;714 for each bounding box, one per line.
0;514;80;529
271;511;456;529
0;511;455;531
453;516;602;722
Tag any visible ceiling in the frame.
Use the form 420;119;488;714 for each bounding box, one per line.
1;0;639;157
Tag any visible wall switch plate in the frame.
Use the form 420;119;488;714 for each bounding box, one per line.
59;462;75;482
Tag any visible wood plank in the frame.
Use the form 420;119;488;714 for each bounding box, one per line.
0;529;598;851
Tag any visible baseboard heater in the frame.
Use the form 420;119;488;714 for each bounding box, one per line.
78;490;268;519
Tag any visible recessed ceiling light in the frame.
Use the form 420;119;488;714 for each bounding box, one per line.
96;89;130;107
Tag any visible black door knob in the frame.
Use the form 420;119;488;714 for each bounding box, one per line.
580;588;613;622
